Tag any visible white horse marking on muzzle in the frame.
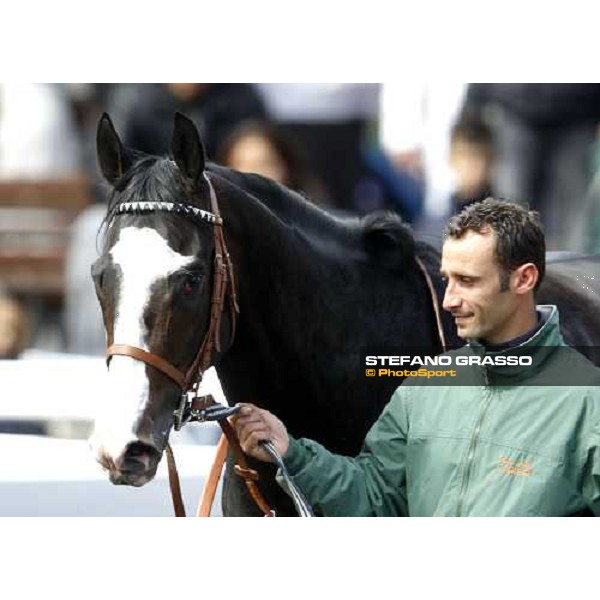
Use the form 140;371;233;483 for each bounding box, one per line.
91;227;195;462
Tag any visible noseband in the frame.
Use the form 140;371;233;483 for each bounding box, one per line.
105;174;239;429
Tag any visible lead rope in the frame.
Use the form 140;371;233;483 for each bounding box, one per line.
197;434;228;516
260;440;314;517
195;434;313;517
165;443;186;517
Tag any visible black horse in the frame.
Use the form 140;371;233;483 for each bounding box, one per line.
90;113;600;516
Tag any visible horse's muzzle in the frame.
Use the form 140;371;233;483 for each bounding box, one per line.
108;441;162;487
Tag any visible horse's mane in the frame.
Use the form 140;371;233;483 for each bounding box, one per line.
99;154;423;273
208;163;419;272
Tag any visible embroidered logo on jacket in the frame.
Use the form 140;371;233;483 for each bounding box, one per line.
498;456;533;477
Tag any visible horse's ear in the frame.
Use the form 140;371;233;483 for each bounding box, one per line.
171;112;206;184
96;113;131;185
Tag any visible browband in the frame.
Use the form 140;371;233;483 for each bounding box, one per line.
112;200;222;225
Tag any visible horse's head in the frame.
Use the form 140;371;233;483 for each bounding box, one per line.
89;113;234;486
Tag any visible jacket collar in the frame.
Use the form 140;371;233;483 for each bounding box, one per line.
467;305;565;380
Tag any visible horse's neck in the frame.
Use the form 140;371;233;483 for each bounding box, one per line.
213;184;355;401
224;190;351;339
212;179;453;420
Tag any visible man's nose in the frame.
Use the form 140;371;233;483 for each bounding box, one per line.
442;284;461;312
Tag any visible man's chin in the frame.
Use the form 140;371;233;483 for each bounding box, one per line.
456;323;480;340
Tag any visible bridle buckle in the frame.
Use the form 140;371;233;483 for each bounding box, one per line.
173;391;192;431
173;382;204;431
173;387;239;431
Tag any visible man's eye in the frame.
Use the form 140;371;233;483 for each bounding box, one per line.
182;274;202;295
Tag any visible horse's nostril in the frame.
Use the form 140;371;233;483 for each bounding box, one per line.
118;442;161;473
127;442;150;458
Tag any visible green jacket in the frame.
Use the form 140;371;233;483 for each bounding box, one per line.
281;305;600;516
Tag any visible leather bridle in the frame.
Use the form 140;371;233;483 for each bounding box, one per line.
104;174;277;517
107;175;238;413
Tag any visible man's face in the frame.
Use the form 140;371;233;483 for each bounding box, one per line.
441;230;518;343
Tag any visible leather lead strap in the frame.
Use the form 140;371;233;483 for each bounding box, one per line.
197;434;228;517
165;443;186;517
218;419;275;516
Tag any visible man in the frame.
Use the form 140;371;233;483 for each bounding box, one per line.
233;199;600;516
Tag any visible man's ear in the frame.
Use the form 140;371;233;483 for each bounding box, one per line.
171;112;206;184
513;263;539;294
96;113;131;185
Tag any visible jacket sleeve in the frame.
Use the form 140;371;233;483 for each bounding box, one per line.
279;385;413;516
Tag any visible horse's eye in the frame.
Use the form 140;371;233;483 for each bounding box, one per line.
182;274;202;296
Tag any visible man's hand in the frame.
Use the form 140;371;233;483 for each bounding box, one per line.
231;403;290;463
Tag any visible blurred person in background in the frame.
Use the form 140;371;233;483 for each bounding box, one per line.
0;84;80;178
0;290;30;359
216;120;329;204
105;83;266;160
255;84;379;212
449;114;494;214
462;84;600;252
379;83;468;248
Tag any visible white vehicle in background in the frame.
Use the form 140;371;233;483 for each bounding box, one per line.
0;352;224;516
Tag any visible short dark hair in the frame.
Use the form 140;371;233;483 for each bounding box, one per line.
444;198;545;292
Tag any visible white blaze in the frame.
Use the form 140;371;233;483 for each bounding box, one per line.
91;227;195;460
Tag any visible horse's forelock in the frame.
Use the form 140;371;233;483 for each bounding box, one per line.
109;156;187;211
98;156;208;251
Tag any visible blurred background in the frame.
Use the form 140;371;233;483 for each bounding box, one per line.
1;82;600;514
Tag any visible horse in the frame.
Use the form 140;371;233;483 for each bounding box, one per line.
90;113;600;516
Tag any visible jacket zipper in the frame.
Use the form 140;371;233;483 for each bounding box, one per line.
456;368;492;516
